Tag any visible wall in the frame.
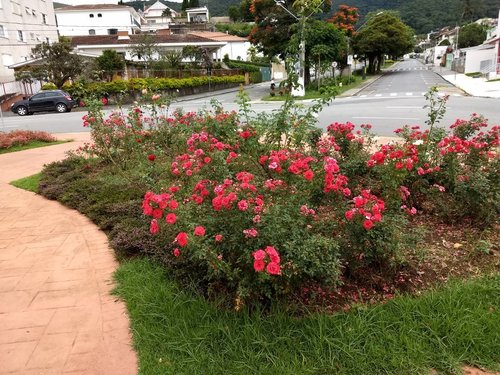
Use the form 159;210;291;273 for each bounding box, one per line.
0;0;59;82
464;48;496;73
214;41;250;62
56;9;140;36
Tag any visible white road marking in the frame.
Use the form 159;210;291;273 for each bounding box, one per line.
405;92;413;96
386;106;421;109
353;116;419;120
375;94;382;97
390;93;397;96
360;95;367;98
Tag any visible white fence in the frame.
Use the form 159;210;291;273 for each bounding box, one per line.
0;80;42;99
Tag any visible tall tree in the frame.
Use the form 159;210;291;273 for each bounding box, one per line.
328;4;359;37
248;0;331;59
95;49;125;82
181;0;189;11
30;37;84;88
289;20;348;84
131;34;159;69
228;5;240;22
352;12;414;74
458;22;488;48
189;0;200;8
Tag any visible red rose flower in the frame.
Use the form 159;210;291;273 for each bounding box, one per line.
173;248;180;257
194;226;206;236
253;259;265;272
363;219;374;230
150;219;159;234
175;232;188;247
266;262;281;275
148;154;156;162
303;169;314;181
165;213;177;225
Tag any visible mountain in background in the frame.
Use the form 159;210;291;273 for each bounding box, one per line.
203;0;500;34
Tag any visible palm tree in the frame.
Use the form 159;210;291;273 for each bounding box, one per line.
161;8;172;22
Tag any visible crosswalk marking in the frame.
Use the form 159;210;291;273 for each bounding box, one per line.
350;92;463;99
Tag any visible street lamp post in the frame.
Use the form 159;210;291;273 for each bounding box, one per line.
274;0;323;97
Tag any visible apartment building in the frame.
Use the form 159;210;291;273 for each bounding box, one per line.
55;4;142;37
0;0;59;81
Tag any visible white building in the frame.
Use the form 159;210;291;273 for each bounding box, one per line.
56;4;143;36
189;32;250;61
0;0;59;82
143;0;178;31
186;7;209;23
70;31;225;62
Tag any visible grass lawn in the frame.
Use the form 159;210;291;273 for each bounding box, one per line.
10;173;41;193
0;140;69;154
114;257;500;375
262;75;365;101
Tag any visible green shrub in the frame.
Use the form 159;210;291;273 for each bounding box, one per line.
41;82;57;90
40;89;499;309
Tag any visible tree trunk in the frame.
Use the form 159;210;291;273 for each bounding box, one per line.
368;55;376;75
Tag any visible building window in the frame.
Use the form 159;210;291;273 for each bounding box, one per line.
46;37;50;43
42;13;47;24
89;13;94;18
97;13;102;17
17;30;24;42
0;25;5;38
11;2;21;15
89;29;95;35
2;54;13;67
108;28;118;35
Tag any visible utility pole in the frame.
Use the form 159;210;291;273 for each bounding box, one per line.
273;0;324;97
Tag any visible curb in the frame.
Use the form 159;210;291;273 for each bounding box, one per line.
338;73;384;98
433;70;472;97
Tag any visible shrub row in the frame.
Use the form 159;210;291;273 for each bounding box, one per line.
0;130;56;149
62;75;245;98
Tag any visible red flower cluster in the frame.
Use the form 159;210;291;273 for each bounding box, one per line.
142;191;179;234
345;190;385;230
253;246;281;275
324;156;350;196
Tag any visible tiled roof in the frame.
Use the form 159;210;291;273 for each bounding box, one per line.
70;34;223;46
56;4;133;11
189;31;248;42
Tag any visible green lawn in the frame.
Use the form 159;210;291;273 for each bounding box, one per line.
114;258;500;375
262;75;365;101
0;140;68;154
10;173;41;193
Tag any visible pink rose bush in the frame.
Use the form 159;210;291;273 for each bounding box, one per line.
81;93;499;307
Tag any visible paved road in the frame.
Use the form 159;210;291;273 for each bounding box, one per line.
1;60;498;137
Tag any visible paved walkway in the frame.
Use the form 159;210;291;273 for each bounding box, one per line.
0;133;137;374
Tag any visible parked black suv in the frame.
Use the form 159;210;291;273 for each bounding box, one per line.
11;90;76;116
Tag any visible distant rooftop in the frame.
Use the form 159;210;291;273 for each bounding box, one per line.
56;4;134;11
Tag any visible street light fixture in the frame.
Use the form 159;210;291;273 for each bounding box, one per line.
273;0;324;97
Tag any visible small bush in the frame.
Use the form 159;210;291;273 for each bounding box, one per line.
41;82;57;90
0;130;56;150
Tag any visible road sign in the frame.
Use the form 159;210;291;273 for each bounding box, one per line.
347;55;353;65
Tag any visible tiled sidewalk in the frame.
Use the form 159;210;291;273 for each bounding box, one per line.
0;134;137;374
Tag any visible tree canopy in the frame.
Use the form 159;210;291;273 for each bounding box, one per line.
352;12;414;73
30;38;84;88
130;34;159;68
95;50;125;81
458;22;488;48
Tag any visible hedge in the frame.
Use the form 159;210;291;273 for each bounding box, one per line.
62;75;245;97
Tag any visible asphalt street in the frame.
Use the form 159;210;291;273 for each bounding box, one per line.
1;59;498;137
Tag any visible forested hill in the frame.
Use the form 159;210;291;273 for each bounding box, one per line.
205;0;500;35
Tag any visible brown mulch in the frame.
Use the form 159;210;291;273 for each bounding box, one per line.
295;215;500;313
